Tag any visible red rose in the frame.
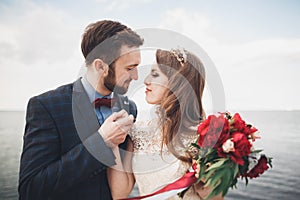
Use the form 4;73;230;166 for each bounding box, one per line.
246;155;269;178
197;114;230;148
232;113;258;136
218;132;252;165
232;113;246;132
244;125;258;136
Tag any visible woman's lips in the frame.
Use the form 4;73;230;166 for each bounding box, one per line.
145;88;152;93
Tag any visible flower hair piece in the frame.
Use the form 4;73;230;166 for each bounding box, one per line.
170;48;187;67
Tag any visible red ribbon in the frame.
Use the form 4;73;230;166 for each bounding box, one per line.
119;170;197;200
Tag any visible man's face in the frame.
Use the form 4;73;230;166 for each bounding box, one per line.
104;45;141;94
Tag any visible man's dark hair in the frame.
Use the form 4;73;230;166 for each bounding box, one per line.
81;20;144;65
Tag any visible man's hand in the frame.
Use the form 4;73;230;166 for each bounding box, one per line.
99;110;134;147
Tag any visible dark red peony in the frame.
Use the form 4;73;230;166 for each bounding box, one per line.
218;132;252;165
244;125;258;137
197;114;230;148
232;113;246;132
247;155;269;178
232;113;258;137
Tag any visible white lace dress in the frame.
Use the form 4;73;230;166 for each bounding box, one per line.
129;120;200;200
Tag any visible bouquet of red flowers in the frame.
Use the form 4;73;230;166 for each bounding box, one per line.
186;112;272;200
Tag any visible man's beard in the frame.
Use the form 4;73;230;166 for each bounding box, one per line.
104;81;128;95
104;75;129;95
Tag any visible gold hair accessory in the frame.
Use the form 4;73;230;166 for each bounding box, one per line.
170;48;187;66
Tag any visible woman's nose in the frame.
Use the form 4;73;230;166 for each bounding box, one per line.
144;75;150;85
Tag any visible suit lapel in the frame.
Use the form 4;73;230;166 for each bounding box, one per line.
72;79;134;160
113;94;130;114
72;78;100;141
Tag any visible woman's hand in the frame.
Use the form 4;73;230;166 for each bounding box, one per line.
192;159;201;179
192;160;224;200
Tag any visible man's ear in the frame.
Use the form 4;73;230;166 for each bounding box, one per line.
93;59;105;71
103;63;109;76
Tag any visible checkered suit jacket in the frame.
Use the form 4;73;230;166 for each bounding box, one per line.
18;78;137;200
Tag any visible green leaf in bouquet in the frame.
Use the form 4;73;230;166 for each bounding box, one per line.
239;157;249;176
245;176;249;186
197;160;206;184
206;158;227;171
251;149;263;154
207;167;233;200
198;147;215;160
205;150;219;162
233;163;239;177
225;112;232;120
199;148;211;158
231;177;238;189
228;163;239;187
204;168;217;183
265;155;273;168
205;173;225;200
206;162;240;200
209;169;224;188
221;167;233;193
206;148;215;155
203;177;212;188
202;167;219;187
238;171;249;186
190;142;200;148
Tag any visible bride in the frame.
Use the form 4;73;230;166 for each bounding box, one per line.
107;48;224;200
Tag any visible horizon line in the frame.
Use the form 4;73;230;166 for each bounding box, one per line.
1;109;300;112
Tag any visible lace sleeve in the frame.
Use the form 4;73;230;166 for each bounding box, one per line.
175;126;199;156
180;131;198;147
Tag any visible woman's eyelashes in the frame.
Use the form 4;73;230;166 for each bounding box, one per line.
151;70;159;78
152;73;159;78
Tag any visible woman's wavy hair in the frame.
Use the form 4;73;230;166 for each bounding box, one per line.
156;48;206;163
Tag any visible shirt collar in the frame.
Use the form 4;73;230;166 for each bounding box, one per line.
81;76;113;103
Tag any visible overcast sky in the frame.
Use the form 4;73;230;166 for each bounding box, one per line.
0;0;299;111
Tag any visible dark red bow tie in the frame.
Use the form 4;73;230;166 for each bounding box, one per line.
93;98;117;108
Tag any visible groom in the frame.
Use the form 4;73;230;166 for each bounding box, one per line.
18;20;144;200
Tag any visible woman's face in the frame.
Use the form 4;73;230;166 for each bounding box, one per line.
144;63;168;105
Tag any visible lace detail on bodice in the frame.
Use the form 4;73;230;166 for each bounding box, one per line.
129;120;200;199
130;120;198;155
129;119;167;154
